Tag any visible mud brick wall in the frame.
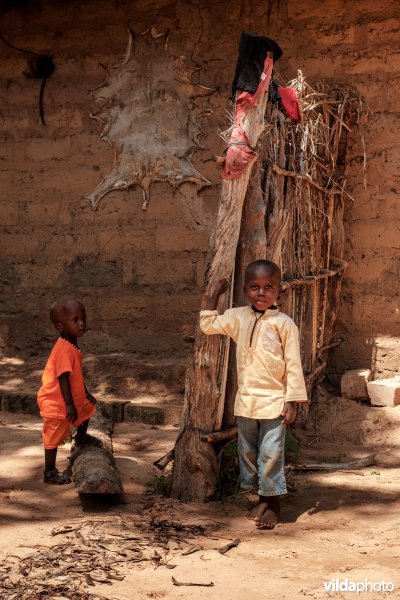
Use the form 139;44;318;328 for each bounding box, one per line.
0;0;399;377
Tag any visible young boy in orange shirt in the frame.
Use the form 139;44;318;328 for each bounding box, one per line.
37;299;101;484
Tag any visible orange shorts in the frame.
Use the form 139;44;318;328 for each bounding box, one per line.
42;419;71;449
42;403;96;449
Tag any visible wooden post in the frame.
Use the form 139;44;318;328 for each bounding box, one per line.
223;135;270;428
172;56;273;502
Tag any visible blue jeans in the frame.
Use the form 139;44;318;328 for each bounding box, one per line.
237;416;286;497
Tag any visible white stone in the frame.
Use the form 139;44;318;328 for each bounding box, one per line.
367;377;400;407
341;369;371;399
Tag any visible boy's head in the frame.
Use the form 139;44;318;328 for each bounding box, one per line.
50;299;86;339
244;260;281;311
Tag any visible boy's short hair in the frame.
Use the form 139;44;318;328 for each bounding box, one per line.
244;260;281;282
50;299;84;324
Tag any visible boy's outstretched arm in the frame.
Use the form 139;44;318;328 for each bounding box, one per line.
200;279;239;340
203;278;229;310
58;372;78;422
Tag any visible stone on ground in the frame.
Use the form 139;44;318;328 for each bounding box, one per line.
367;377;400;407
341;369;371;399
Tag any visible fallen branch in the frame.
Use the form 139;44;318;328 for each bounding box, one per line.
218;538;241;555
172;576;214;587
51;524;82;536
181;546;201;556
153;448;175;471
293;454;375;471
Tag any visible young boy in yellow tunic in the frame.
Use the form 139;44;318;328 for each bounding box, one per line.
200;260;307;528
37;299;101;485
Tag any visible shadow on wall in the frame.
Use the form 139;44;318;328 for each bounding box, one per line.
328;331;400;385
0;352;187;401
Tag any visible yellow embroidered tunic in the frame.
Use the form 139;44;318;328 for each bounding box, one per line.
200;307;308;420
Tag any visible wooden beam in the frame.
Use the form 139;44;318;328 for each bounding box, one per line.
270;163;329;195
281;258;348;290
200;426;238;443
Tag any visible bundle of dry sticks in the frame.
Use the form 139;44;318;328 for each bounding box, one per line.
230;72;366;423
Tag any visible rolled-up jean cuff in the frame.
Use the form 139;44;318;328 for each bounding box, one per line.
241;483;257;491
259;488;287;497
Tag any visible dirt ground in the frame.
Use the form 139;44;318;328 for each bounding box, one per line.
1;392;400;600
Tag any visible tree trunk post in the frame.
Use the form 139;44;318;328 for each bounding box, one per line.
172;57;273;502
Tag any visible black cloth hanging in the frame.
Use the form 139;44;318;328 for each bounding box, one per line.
231;32;283;99
268;79;282;104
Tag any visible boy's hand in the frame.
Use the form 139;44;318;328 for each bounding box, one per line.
204;278;230;310
213;278;229;296
58;372;78;422
281;401;297;425
65;402;78;423
86;392;97;405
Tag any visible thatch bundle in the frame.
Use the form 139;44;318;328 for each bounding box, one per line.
229;72;364;424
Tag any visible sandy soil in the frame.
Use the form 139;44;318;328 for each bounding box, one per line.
1;393;400;599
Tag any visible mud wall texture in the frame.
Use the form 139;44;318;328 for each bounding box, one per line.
0;0;399;377
265;0;400;378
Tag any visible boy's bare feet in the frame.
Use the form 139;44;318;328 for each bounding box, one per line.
258;496;280;529
248;502;269;525
248;496;280;530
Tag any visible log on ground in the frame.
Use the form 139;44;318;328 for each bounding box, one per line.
69;411;123;494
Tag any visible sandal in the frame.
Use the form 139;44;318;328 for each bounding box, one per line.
44;468;72;485
74;433;103;448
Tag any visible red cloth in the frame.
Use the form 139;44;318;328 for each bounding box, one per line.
277;86;302;123
221;57;273;180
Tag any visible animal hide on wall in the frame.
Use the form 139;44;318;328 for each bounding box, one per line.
84;27;213;210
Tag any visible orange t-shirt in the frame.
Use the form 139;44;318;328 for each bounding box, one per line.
37;338;92;420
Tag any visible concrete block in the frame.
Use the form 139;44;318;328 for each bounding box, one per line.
367;377;400;407
341;369;371;399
